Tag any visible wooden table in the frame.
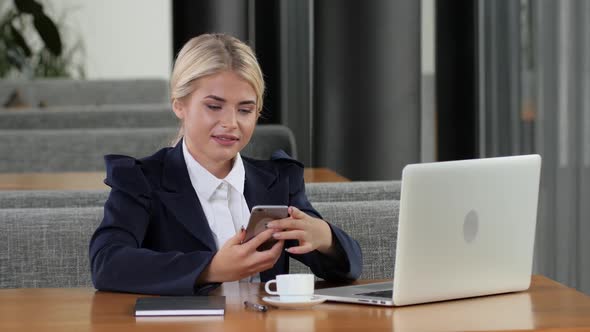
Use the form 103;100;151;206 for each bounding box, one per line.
0;276;589;331
0;168;349;190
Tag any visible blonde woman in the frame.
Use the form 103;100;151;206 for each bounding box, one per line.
89;34;362;295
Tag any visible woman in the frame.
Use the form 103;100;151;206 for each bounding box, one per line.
89;33;362;295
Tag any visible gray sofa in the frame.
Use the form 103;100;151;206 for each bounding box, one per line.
0;125;297;172
0;104;177;129
0;207;103;288
0;198;399;288
290;200;399;279
0;79;169;108
0;181;401;209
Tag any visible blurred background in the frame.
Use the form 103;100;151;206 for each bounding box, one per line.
1;0;588;294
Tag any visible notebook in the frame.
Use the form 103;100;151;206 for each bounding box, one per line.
134;296;225;316
315;154;541;306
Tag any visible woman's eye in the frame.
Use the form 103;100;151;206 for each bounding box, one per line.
207;105;222;110
239;109;254;114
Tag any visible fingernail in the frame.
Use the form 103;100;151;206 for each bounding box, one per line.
272;233;280;239
266;222;273;228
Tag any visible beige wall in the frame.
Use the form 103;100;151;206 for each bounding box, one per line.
47;0;172;80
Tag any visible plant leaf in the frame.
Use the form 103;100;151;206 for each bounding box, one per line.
9;24;32;57
33;13;62;56
13;0;44;15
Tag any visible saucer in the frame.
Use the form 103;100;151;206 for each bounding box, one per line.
262;296;327;309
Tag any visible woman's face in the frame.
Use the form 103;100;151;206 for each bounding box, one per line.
173;70;258;171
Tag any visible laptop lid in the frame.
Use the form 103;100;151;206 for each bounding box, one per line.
392;154;541;305
314;154;541;307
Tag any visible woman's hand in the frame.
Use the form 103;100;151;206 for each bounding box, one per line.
266;206;335;256
198;229;284;283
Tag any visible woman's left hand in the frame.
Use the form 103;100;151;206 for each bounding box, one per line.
266;206;335;255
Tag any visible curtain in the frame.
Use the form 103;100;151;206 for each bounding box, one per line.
479;0;590;294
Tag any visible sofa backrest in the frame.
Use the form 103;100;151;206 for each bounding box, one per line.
289;200;399;280
0;190;109;209
306;181;401;202
0;125;296;172
0;181;400;209
0;200;399;288
242;125;297;160
0;128;173;172
0;104;177;129
0;79;169;107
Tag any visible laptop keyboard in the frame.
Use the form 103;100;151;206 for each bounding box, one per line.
356;289;393;298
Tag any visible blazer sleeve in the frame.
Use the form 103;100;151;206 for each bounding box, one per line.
274;154;363;281
89;155;219;295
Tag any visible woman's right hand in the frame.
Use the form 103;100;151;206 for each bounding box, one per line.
197;229;284;283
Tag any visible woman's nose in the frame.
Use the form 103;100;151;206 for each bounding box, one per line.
220;109;238;128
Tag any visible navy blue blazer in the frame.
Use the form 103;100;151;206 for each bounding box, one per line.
89;140;362;295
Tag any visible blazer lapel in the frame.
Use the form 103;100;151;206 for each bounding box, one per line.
154;146;291;254
156;140;217;251
243;158;290;209
243;158;291;282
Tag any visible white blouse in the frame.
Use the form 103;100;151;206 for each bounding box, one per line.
182;140;251;250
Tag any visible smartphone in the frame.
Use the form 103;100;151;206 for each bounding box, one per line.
243;205;289;251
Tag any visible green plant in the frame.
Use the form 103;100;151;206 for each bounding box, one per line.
0;0;83;78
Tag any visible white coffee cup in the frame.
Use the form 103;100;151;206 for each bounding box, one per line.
264;274;314;302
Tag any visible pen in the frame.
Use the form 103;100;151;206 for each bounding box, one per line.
244;300;268;312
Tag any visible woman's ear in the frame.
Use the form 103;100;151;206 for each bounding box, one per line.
172;99;185;120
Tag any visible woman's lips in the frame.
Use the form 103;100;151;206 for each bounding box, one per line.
212;134;239;146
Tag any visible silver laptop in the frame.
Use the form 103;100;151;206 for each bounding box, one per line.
315;154;541;306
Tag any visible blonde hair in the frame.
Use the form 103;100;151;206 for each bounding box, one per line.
170;33;265;144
